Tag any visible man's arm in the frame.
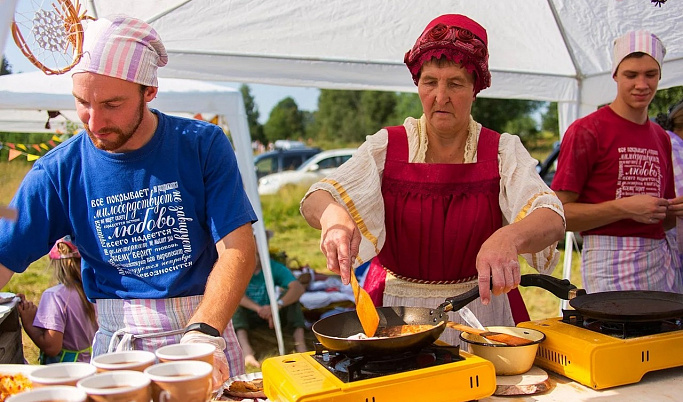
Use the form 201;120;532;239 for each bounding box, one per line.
187;223;256;332
557;190;669;232
0;264;14;289
278;280;305;307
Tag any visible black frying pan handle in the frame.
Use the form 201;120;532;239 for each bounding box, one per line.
519;274;586;300
440;284;483;313
439;274;586;312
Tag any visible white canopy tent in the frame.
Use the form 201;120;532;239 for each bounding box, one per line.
77;0;683;135
0;71;287;353
0;109;80;133
3;0;683;349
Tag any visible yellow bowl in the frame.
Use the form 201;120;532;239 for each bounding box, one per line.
459;326;545;375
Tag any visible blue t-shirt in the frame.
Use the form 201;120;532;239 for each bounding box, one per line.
0;110;257;300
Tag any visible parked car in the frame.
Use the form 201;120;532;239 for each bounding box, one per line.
258;149;356;195
254;147;322;179
535;141;583;247
536;141;560;187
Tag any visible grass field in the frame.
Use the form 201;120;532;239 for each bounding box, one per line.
1;146;581;367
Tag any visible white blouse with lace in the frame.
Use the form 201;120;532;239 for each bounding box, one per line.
302;115;565;274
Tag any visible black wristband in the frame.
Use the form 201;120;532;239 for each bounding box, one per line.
184;322;221;337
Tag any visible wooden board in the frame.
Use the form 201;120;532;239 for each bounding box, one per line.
494;366;551;396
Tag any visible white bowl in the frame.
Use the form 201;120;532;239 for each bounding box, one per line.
459;326;545;375
28;362;97;387
92;350;157;372
6;385;87;402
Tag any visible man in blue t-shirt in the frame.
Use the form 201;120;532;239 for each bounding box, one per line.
0;15;257;386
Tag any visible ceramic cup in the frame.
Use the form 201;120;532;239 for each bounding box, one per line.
5;385;88;402
144;360;213;402
154;343;215;366
92;350;157;372
76;370;151;402
28;362;97;387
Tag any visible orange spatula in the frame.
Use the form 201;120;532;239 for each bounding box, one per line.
350;269;379;337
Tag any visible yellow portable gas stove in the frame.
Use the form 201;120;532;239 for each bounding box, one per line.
516;274;683;390
519;312;683;390
261;344;496;402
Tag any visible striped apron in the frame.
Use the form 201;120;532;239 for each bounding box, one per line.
92;296;245;376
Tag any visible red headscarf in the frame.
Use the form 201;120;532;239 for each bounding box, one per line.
404;14;491;95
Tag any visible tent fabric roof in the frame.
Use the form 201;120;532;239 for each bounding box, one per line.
84;0;683;110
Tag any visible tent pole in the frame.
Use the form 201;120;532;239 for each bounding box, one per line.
227;97;286;356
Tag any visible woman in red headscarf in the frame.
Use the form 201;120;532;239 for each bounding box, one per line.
300;14;565;346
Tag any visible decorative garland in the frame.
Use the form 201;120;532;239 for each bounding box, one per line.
0;134;68;161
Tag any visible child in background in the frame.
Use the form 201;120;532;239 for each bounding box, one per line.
233;232;308;368
18;236;98;364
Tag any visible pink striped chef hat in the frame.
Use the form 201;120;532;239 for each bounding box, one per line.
612;30;665;78
73;15;168;86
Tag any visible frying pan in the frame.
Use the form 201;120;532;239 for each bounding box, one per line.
312;285;483;356
313;274;683;355
519;274;683;322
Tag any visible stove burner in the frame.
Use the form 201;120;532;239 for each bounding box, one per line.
562;310;683;338
312;343;463;383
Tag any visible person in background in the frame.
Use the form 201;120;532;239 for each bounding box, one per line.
300;14;565;347
552;30;683;294
233;233;307;368
18;237;98;364
0;15;257;386
656;99;683;275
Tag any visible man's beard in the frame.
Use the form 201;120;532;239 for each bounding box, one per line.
86;97;146;152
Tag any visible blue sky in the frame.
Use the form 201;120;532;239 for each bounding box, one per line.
2;40;321;124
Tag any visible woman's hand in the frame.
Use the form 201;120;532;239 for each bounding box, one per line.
475;230;521;306
319;202;361;285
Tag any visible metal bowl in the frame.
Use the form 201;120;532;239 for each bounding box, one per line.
459;326;545;375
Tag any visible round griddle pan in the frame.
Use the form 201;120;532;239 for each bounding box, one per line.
520;274;683;322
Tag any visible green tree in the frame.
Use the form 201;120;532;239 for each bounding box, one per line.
301;110;317;141
360;90;396;133
389;92;423;124
541;102;559;136
240;84;265;145
1;56;12;75
315;90;362;142
315;89;397;143
263;97;304;143
650;86;683;118
505;115;540;147
471;98;544;134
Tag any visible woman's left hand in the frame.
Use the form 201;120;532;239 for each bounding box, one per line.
475;230;521;306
